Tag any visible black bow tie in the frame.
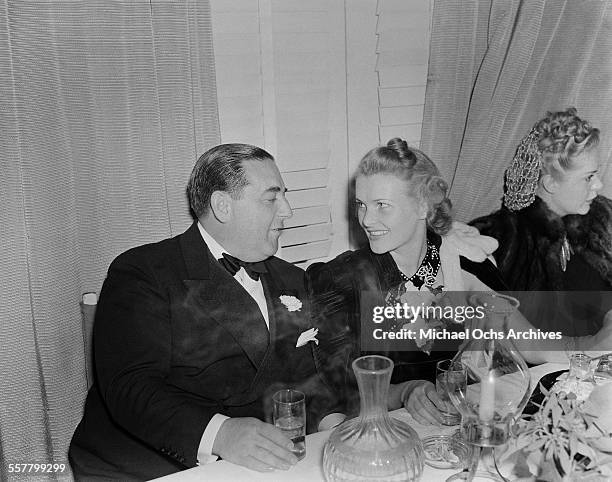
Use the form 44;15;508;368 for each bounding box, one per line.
218;253;267;281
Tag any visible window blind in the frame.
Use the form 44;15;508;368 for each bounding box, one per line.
211;0;349;265
376;0;431;146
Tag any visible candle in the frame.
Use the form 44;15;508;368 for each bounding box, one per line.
479;370;495;421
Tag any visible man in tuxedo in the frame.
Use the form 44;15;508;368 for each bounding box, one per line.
69;144;333;480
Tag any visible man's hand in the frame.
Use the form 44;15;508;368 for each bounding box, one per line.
212;417;298;472
401;380;451;425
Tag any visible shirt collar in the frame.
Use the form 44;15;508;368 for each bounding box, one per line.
197;221;230;261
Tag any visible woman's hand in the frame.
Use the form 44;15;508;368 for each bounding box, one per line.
400;380;453;425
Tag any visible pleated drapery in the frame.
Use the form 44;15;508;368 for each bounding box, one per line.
421;0;612;222
0;1;219;479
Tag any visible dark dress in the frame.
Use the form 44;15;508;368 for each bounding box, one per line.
307;231;506;415
471;196;612;337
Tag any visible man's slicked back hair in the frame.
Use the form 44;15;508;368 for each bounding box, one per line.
187;143;274;218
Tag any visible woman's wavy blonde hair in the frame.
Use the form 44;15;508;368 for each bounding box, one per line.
356;138;453;235
536;107;599;180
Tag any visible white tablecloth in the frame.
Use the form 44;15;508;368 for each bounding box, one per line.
154;363;567;482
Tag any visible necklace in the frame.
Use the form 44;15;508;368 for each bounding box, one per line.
399;239;441;289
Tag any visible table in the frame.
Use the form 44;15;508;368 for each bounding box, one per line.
154;362;567;482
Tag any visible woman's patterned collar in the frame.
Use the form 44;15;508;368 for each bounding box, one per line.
371;230;442;290
399;238;441;289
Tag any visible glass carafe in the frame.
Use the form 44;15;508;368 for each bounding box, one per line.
323;355;424;481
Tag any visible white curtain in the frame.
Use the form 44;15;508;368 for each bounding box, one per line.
0;1;219;479
421;0;612;222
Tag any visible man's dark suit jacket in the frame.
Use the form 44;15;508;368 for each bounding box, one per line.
69;223;332;481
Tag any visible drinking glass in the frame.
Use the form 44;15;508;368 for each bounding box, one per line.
272;389;306;460
569;353;595;381
594;354;612;384
436;359;466;425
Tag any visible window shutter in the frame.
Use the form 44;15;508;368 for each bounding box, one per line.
376;0;431;146
211;0;265;146
211;0;348;265
271;2;336;265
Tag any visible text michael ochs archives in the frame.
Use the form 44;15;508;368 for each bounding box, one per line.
369;303;563;343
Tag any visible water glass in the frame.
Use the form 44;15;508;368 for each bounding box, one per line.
436;359;466;426
272;389;306;460
594;354;612;384
569;353;595;381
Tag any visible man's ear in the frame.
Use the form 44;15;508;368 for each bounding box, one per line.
210;191;232;223
540;173;559;194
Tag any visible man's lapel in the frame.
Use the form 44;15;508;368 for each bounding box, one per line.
259;263;324;398
179;223;270;369
260;262;308;351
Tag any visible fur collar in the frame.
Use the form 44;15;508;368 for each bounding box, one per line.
565;195;612;285
520;196;612;286
520;196;566;242
518;195;612;256
471;195;612;289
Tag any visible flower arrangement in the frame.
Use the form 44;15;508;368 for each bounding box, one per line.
504;382;612;481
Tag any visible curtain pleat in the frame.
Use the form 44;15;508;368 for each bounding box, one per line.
0;1;219;478
151;0;220;234
1;4;57;477
420;0;492;184
422;0;612;222
452;0;547;219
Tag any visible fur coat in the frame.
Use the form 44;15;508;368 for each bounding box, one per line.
470;195;612;291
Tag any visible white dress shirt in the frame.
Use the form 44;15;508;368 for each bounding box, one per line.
195;222;270;464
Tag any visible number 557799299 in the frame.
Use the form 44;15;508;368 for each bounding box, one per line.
8;463;66;473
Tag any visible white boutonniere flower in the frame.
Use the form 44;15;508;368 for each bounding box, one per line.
296;327;319;347
279;295;302;312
